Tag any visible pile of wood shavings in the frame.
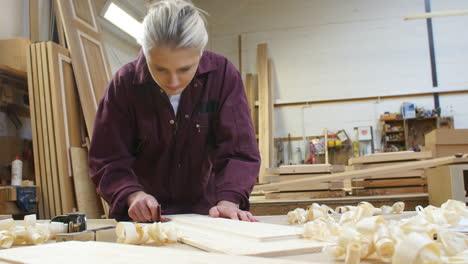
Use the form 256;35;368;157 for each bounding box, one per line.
298;200;468;264
116;222;178;246
0;214;67;249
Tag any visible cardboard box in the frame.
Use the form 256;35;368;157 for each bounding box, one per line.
424;129;468;157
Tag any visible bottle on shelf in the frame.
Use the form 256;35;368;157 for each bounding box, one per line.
11;156;23;186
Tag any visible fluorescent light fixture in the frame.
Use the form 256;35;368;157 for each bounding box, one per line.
103;2;142;41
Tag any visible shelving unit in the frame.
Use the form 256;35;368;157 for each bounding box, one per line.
381;116;454;152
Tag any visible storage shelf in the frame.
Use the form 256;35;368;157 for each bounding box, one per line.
384;130;404;133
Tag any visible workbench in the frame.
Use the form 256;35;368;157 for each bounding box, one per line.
3;213;417;264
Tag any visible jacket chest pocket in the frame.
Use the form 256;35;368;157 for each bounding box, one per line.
134;119;158;157
191;114;215;148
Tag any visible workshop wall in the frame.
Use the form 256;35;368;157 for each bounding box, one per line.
195;0;468;152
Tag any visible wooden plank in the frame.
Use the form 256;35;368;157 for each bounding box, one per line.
0;241;310;264
352;177;426;188
53;0;67;47
29;0;39;42
245;73;257;134
169;214;302;241
257;43;273;183
70;147;102;218
175;223;328;257
267;164;345;174
26;44;45;219
404;9;468;20
265;190;346;200
352;186;427;196
47;41;82;214
56;0;112;138
348;151;432;165
254;155;468;192
41;42;63;216
31;44;52;219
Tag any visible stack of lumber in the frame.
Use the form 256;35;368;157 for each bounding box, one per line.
423;128;468;157
27;41;104;219
23;0;113;219
254;164;347;200
347;151;432;196
253;153;468;201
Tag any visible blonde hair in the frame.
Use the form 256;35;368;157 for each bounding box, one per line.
140;0;208;55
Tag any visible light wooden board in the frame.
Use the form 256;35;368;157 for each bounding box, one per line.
41;42;63;216
352;186;427;196
352;177;426;188
169;214;302;241
255;155;468;192
26;44;45;220
267;164;345;174
31;44;52;219
0;38;31;72
348;151;433;165
0;241;309;264
47;41;81;214
427;164;468;207
29;0;39;42
265;190;346;200
56;0;112;138
404;9;468;20
175;223;329;257
70;147;102;218
245;73;258;134
258;43;273;183
425;129;468;146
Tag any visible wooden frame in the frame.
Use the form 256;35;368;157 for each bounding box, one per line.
56;0;112;138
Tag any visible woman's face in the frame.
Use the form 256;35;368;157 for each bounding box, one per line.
146;45;201;95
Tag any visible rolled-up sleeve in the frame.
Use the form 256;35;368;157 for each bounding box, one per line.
213;60;261;210
89;72;144;220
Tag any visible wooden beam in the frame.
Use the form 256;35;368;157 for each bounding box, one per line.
257;43;273;183
255;155;468;191
245;74;257;134
29;0;39;42
266;164;345;174
404;9;468;20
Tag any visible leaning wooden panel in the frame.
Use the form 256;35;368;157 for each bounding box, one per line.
26;45;45;219
41;42;63;216
47;42;81;214
55;0;112;138
31;44;52;219
70;147;102;218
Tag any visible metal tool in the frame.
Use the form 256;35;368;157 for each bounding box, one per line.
51;213;87;233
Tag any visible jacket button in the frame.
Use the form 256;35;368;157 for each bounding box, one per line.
194;83;198;88
177;163;181;168
185;114;189;119
169;120;175;124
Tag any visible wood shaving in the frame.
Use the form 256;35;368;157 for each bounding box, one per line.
300;200;468;263
116;222;178;246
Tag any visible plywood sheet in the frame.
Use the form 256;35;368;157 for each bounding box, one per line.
175;223;328;257
169;214;302;241
0;241;309;264
56;0;112;138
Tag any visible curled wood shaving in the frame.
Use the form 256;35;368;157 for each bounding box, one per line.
116;222;178;246
300;200;468;263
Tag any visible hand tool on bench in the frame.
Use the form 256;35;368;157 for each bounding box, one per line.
53;206;167;242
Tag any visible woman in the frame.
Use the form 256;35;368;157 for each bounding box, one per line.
89;0;260;222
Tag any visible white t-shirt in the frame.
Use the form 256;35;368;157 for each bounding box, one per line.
168;93;181;115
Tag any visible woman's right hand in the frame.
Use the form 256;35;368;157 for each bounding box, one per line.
127;191;161;222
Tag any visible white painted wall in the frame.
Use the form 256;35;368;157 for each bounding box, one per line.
195;0;468;158
0;0;29;39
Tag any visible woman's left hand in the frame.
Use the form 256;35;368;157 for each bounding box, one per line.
209;200;258;222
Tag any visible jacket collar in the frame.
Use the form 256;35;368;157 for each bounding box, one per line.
132;50;217;85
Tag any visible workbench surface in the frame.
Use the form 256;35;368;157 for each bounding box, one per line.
9;214;416;263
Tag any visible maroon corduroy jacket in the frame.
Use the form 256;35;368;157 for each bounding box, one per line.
88;50;260;220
